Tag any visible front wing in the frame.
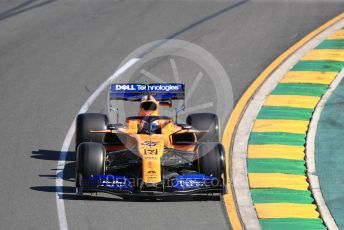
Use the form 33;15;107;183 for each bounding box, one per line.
79;174;226;196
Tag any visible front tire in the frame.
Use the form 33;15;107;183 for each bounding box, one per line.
76;142;105;195
198;143;226;186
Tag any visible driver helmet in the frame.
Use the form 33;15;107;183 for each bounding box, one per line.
138;120;161;134
150;120;160;134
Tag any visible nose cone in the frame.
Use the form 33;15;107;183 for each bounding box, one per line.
136;135;165;184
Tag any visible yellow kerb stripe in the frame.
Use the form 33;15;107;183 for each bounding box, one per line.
328;29;344;40
252;119;309;134
264;95;320;109
249;173;309;190
302;49;344;61
281;71;337;84
255;203;320;219
248;145;305;160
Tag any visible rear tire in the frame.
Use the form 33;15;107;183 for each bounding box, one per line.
186;113;219;142
75;113;108;150
76;142;105;195
198;143;226;186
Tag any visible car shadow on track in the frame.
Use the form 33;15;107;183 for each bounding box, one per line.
61;194;221;202
32;149;75;161
31;149;75;182
31;185;75;193
31;149;77;195
30;149;221;202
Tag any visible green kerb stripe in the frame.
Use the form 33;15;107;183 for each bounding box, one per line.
257;106;313;120
316;39;344;49
260;218;326;230
271;83;328;96
251;188;314;204
292;60;344;72
249;132;305;146
248;158;306;175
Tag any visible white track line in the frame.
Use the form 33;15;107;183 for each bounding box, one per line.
56;58;139;230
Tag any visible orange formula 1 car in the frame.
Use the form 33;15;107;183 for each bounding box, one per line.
75;83;226;196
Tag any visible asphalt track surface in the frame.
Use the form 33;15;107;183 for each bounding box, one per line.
1;0;344;229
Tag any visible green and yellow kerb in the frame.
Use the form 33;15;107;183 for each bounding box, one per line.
247;29;344;229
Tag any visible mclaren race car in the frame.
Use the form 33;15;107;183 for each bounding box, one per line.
75;83;226;196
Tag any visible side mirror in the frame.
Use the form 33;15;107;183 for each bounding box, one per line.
181;124;193;129
107;123;123;130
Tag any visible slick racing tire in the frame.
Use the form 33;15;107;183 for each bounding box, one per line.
76;142;105;196
198;143;226;186
186;113;219;142
75;113;108;150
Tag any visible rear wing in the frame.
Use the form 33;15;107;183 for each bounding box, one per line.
109;83;185;101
